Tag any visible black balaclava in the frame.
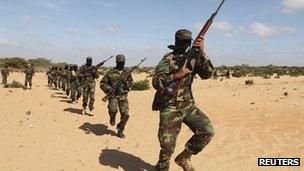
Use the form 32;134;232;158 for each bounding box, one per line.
116;62;125;71
86;57;92;67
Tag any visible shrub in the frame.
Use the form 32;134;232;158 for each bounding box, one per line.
245;80;254;86
3;80;25;88
131;79;150;91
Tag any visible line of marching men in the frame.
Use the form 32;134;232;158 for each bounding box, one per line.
46;54;135;138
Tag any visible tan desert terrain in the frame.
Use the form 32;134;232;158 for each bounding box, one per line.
0;72;303;171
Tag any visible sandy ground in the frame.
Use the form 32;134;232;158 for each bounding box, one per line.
0;72;303;171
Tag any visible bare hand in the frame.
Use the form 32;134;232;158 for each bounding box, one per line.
193;37;204;53
173;61;192;80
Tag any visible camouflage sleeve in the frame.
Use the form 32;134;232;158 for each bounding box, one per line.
194;52;214;79
152;56;174;90
126;73;133;89
76;66;84;77
100;72;111;93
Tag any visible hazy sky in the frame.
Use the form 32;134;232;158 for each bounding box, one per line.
0;0;303;66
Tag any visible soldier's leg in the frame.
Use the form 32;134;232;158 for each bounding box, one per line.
183;104;215;155
62;79;66;91
82;86;89;108
108;97;118;126
3;75;7;84
76;86;82;100
117;96;129;134
88;85;95;111
24;77;28;88
70;83;76;102
156;106;183;171
29;77;32;89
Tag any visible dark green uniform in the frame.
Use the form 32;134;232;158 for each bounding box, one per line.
77;60;99;112
1;66;9;84
152;29;215;170
24;66;35;89
100;67;133;134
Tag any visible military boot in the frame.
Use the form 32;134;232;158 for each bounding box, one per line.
110;116;116;126
175;149;195;171
117;129;125;138
82;107;87;115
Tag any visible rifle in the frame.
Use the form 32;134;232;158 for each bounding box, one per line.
93;55;114;71
172;0;226;93
102;57;147;102
83;55;114;78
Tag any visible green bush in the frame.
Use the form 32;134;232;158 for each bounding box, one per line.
3;80;25;88
131;79;150;91
0;57;27;68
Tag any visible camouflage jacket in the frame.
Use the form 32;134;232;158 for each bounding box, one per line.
100;68;133;95
24;68;35;77
77;65;99;86
152;51;213;109
1;68;9;76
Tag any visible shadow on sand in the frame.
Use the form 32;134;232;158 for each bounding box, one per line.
79;122;116;136
63;107;83;115
99;149;155;171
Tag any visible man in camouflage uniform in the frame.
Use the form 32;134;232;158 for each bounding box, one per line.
57;67;63;89
77;57;99;115
65;65;72;96
70;65;82;103
100;54;133;138
51;66;58;89
46;66;53;86
24;64;35;89
1;65;9;84
152;29;215;171
61;65;69;92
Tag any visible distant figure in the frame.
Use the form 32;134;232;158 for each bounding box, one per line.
46;66;52;86
100;54;133;138
58;67;63;89
70;65;82;103
61;65;69;92
77;57;99;115
1;65;9;84
24;64;35;89
226;69;230;78
51;66;58;89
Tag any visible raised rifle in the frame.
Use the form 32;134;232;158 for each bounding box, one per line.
102;57;147;102
172;0;226;93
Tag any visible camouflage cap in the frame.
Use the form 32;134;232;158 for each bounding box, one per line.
175;29;192;41
116;54;126;62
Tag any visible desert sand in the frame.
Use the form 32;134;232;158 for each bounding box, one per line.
0;72;303;171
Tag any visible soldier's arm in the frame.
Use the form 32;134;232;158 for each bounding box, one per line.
124;72;133;90
194;53;214;79
152;57;173;90
99;72;111;93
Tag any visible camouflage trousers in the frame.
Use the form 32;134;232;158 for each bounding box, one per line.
62;78;68;91
70;81;82;102
108;94;129;132
47;76;52;86
82;82;95;110
24;76;33;88
156;100;215;170
57;77;62;89
2;75;8;84
66;81;71;96
52;77;58;88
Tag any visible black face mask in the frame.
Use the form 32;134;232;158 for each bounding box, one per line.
174;40;191;54
116;62;125;71
86;58;92;66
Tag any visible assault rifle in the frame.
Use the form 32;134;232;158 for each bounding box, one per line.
102;57;147;102
173;0;226;92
